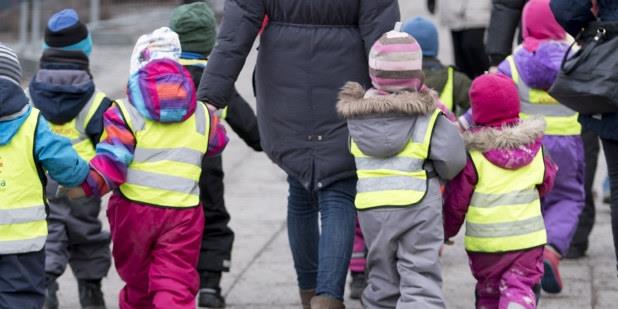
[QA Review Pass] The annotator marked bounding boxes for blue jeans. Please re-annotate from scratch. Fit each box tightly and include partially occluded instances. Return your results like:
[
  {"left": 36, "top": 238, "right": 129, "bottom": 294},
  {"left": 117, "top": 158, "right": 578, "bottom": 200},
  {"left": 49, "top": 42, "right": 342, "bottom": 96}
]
[{"left": 287, "top": 177, "right": 357, "bottom": 300}]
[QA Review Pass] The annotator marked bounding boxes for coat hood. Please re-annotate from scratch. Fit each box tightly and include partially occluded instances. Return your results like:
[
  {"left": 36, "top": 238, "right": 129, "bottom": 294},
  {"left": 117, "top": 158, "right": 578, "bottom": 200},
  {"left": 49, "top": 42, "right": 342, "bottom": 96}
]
[
  {"left": 337, "top": 82, "right": 436, "bottom": 118},
  {"left": 0, "top": 79, "right": 29, "bottom": 119},
  {"left": 464, "top": 117, "right": 546, "bottom": 169},
  {"left": 29, "top": 68, "right": 95, "bottom": 124},
  {"left": 0, "top": 79, "right": 32, "bottom": 145},
  {"left": 512, "top": 42, "right": 568, "bottom": 90},
  {"left": 337, "top": 82, "right": 436, "bottom": 158},
  {"left": 127, "top": 58, "right": 196, "bottom": 123}
]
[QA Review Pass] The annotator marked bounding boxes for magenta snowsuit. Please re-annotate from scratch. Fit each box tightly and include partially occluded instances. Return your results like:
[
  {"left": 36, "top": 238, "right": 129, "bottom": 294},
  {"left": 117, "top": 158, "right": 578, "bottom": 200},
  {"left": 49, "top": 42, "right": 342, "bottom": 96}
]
[
  {"left": 444, "top": 118, "right": 557, "bottom": 309},
  {"left": 83, "top": 59, "right": 228, "bottom": 309}
]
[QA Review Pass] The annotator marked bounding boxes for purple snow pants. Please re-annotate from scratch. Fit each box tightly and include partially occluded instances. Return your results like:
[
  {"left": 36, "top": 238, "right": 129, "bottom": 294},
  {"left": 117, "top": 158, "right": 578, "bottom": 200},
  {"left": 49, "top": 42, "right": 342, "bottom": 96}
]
[{"left": 541, "top": 135, "right": 586, "bottom": 255}]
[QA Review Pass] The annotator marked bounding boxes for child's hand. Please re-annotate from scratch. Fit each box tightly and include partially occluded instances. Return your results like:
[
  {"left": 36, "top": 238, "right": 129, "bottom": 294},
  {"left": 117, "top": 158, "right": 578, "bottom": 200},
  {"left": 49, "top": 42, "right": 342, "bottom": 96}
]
[
  {"left": 439, "top": 240, "right": 454, "bottom": 257},
  {"left": 56, "top": 186, "right": 86, "bottom": 200}
]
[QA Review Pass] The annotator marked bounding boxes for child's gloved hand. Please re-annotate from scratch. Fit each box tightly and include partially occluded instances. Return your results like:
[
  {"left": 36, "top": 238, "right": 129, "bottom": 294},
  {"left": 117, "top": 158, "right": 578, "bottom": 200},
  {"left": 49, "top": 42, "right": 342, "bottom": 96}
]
[{"left": 56, "top": 186, "right": 86, "bottom": 200}]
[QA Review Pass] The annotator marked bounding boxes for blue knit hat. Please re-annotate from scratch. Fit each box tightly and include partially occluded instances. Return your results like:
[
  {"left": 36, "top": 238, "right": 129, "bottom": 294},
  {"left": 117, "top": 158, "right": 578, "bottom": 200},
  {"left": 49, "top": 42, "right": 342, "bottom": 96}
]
[
  {"left": 44, "top": 9, "right": 92, "bottom": 57},
  {"left": 402, "top": 17, "right": 438, "bottom": 57}
]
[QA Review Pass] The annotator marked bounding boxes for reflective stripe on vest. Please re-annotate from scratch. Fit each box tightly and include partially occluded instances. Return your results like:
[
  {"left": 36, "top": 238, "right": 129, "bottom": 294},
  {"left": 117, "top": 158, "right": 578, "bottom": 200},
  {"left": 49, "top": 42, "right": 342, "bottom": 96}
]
[
  {"left": 116, "top": 100, "right": 209, "bottom": 207},
  {"left": 464, "top": 149, "right": 547, "bottom": 252},
  {"left": 351, "top": 109, "right": 441, "bottom": 210},
  {"left": 439, "top": 66, "right": 454, "bottom": 112},
  {"left": 0, "top": 108, "right": 47, "bottom": 254},
  {"left": 49, "top": 91, "right": 107, "bottom": 161},
  {"left": 506, "top": 55, "right": 581, "bottom": 136}
]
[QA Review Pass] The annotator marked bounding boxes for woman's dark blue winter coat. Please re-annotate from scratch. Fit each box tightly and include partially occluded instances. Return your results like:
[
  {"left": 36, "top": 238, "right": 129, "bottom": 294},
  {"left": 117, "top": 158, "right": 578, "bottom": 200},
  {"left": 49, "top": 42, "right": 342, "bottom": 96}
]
[{"left": 197, "top": 0, "right": 400, "bottom": 189}]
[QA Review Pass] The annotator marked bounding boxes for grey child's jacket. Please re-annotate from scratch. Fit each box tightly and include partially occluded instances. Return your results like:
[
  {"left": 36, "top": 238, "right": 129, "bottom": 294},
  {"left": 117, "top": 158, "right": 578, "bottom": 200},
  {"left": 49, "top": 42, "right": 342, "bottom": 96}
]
[{"left": 337, "top": 82, "right": 467, "bottom": 206}]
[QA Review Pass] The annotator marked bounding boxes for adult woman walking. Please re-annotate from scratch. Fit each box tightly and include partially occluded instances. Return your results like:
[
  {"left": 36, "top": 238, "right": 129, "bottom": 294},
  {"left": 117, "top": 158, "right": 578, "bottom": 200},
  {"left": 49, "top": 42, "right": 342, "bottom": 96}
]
[
  {"left": 196, "top": 1, "right": 400, "bottom": 308},
  {"left": 550, "top": 0, "right": 618, "bottom": 271}
]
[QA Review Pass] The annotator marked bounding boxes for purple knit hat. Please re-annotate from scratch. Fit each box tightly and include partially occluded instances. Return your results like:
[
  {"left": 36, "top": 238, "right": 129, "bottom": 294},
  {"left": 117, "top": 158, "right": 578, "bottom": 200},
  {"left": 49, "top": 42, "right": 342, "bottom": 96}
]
[
  {"left": 127, "top": 58, "right": 196, "bottom": 123},
  {"left": 369, "top": 31, "right": 424, "bottom": 93}
]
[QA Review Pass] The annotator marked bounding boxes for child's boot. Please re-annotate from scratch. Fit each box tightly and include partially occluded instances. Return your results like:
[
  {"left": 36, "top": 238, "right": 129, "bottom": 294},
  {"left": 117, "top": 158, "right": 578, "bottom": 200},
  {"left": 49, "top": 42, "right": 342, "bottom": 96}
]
[
  {"left": 310, "top": 295, "right": 345, "bottom": 309},
  {"left": 44, "top": 273, "right": 59, "bottom": 309},
  {"left": 541, "top": 245, "right": 563, "bottom": 293},
  {"left": 198, "top": 288, "right": 226, "bottom": 308},
  {"left": 348, "top": 271, "right": 366, "bottom": 300},
  {"left": 78, "top": 279, "right": 106, "bottom": 309},
  {"left": 199, "top": 271, "right": 226, "bottom": 308},
  {"left": 299, "top": 289, "right": 316, "bottom": 309}
]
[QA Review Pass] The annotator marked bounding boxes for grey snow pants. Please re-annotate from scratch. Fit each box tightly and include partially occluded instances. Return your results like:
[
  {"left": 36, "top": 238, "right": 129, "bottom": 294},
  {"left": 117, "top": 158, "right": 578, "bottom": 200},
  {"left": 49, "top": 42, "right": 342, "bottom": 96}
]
[
  {"left": 45, "top": 180, "right": 111, "bottom": 280},
  {"left": 358, "top": 188, "right": 445, "bottom": 309}
]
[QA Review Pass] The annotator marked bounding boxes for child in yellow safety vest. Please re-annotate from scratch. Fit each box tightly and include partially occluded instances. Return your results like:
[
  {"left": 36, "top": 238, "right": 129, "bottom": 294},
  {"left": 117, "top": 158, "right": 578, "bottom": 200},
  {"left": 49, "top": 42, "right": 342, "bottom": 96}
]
[
  {"left": 402, "top": 16, "right": 472, "bottom": 116},
  {"left": 0, "top": 43, "right": 90, "bottom": 309},
  {"left": 337, "top": 30, "right": 466, "bottom": 308},
  {"left": 28, "top": 9, "right": 113, "bottom": 308},
  {"left": 169, "top": 3, "right": 262, "bottom": 307},
  {"left": 70, "top": 28, "right": 228, "bottom": 309},
  {"left": 444, "top": 73, "right": 558, "bottom": 309},
  {"left": 495, "top": 0, "right": 585, "bottom": 295}
]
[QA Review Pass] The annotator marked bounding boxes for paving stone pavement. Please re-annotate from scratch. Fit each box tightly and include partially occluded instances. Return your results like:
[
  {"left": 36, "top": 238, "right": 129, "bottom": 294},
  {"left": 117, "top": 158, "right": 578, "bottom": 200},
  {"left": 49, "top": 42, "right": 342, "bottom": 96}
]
[{"left": 34, "top": 1, "right": 617, "bottom": 308}]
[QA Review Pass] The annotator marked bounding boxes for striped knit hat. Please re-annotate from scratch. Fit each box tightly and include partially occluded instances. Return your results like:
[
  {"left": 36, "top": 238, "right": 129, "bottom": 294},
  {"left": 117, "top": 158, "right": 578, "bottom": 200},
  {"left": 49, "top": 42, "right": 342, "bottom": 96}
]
[
  {"left": 44, "top": 9, "right": 92, "bottom": 57},
  {"left": 0, "top": 43, "right": 22, "bottom": 85},
  {"left": 369, "top": 31, "right": 424, "bottom": 93}
]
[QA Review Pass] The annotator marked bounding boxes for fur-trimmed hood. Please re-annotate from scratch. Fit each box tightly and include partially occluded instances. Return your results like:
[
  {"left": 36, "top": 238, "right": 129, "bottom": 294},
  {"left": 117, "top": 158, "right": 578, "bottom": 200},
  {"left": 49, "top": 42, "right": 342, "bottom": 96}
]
[
  {"left": 464, "top": 117, "right": 546, "bottom": 169},
  {"left": 338, "top": 82, "right": 440, "bottom": 158},
  {"left": 336, "top": 82, "right": 436, "bottom": 119}
]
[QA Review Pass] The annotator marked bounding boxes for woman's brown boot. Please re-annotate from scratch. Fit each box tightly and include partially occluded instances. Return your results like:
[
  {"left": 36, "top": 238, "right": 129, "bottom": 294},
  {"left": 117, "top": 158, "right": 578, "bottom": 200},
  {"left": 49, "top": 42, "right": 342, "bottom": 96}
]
[
  {"left": 310, "top": 295, "right": 345, "bottom": 309},
  {"left": 299, "top": 289, "right": 316, "bottom": 309}
]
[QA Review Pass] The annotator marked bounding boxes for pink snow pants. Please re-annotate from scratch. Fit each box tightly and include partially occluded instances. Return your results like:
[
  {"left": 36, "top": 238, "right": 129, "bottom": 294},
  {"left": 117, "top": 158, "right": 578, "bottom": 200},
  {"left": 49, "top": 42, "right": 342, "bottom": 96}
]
[
  {"left": 350, "top": 218, "right": 366, "bottom": 273},
  {"left": 107, "top": 194, "right": 204, "bottom": 309},
  {"left": 468, "top": 246, "right": 544, "bottom": 309}
]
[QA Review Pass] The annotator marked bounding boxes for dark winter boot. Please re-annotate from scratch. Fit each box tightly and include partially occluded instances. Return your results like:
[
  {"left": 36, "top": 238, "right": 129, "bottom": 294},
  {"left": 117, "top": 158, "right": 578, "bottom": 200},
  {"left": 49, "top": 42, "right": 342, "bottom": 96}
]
[
  {"left": 348, "top": 271, "right": 366, "bottom": 300},
  {"left": 43, "top": 274, "right": 59, "bottom": 309},
  {"left": 77, "top": 279, "right": 106, "bottom": 309},
  {"left": 299, "top": 289, "right": 315, "bottom": 309},
  {"left": 310, "top": 295, "right": 345, "bottom": 309},
  {"left": 198, "top": 288, "right": 226, "bottom": 308}
]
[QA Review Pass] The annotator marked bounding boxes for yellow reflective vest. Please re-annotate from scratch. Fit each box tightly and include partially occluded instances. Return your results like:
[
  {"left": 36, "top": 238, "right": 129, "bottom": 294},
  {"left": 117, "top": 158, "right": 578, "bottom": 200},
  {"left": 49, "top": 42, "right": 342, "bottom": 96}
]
[
  {"left": 507, "top": 56, "right": 581, "bottom": 136},
  {"left": 439, "top": 66, "right": 454, "bottom": 112},
  {"left": 48, "top": 91, "right": 108, "bottom": 161},
  {"left": 351, "top": 109, "right": 441, "bottom": 210},
  {"left": 464, "top": 149, "right": 547, "bottom": 252},
  {"left": 0, "top": 108, "right": 48, "bottom": 254},
  {"left": 115, "top": 100, "right": 210, "bottom": 208}
]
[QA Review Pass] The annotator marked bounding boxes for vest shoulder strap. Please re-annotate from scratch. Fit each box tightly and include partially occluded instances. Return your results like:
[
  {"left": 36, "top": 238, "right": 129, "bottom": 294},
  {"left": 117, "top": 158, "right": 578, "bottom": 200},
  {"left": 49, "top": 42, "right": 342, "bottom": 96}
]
[
  {"left": 506, "top": 56, "right": 520, "bottom": 83},
  {"left": 84, "top": 92, "right": 114, "bottom": 146},
  {"left": 115, "top": 99, "right": 145, "bottom": 134}
]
